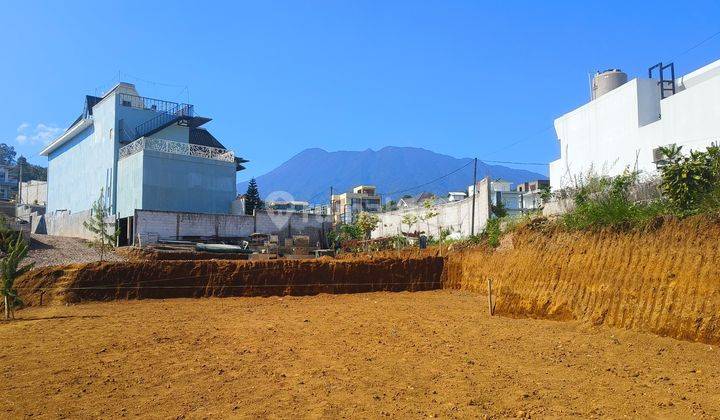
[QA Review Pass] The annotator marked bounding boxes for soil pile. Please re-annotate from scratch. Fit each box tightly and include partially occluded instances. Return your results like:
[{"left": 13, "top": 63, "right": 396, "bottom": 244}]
[{"left": 444, "top": 216, "right": 720, "bottom": 344}]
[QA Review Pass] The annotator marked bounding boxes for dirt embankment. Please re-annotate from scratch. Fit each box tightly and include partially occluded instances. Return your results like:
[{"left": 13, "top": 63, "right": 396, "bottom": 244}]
[
  {"left": 444, "top": 216, "right": 720, "bottom": 344},
  {"left": 16, "top": 216, "right": 720, "bottom": 345},
  {"left": 16, "top": 256, "right": 444, "bottom": 306}
]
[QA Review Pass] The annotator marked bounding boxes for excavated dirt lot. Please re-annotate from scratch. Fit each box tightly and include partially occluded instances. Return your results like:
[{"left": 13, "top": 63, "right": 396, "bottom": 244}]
[{"left": 2, "top": 290, "right": 719, "bottom": 418}]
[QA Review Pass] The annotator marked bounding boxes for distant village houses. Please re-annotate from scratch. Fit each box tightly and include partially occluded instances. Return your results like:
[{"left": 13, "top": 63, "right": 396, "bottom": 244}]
[{"left": 331, "top": 185, "right": 382, "bottom": 224}]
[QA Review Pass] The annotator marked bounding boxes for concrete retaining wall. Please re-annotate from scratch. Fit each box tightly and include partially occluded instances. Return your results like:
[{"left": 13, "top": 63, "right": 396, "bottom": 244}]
[
  {"left": 44, "top": 210, "right": 116, "bottom": 240},
  {"left": 45, "top": 210, "right": 92, "bottom": 239}
]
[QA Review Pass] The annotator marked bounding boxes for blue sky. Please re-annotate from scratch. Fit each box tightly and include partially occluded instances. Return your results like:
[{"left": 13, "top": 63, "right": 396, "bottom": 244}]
[{"left": 1, "top": 1, "right": 719, "bottom": 181}]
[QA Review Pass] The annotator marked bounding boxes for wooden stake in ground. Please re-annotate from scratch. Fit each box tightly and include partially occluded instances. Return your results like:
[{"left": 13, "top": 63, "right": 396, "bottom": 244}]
[{"left": 487, "top": 278, "right": 494, "bottom": 316}]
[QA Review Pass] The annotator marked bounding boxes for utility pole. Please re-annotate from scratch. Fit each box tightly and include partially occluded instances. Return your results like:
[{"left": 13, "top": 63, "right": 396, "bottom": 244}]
[
  {"left": 329, "top": 186, "right": 333, "bottom": 221},
  {"left": 17, "top": 160, "right": 23, "bottom": 205},
  {"left": 470, "top": 157, "right": 477, "bottom": 236}
]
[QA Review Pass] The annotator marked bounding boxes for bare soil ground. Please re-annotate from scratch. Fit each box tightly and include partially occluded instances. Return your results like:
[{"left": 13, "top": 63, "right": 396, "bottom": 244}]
[
  {"left": 1, "top": 290, "right": 719, "bottom": 418},
  {"left": 27, "top": 234, "right": 123, "bottom": 267}
]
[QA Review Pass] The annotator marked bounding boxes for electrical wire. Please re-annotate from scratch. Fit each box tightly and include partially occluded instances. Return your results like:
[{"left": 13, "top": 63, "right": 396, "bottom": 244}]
[
  {"left": 378, "top": 160, "right": 473, "bottom": 197},
  {"left": 26, "top": 281, "right": 441, "bottom": 292},
  {"left": 482, "top": 126, "right": 554, "bottom": 158},
  {"left": 667, "top": 29, "right": 720, "bottom": 63},
  {"left": 483, "top": 160, "right": 548, "bottom": 166}
]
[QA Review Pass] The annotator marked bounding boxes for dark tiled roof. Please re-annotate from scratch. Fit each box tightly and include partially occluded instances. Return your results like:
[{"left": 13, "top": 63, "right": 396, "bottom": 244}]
[
  {"left": 85, "top": 95, "right": 101, "bottom": 114},
  {"left": 189, "top": 128, "right": 225, "bottom": 149},
  {"left": 65, "top": 95, "right": 102, "bottom": 133}
]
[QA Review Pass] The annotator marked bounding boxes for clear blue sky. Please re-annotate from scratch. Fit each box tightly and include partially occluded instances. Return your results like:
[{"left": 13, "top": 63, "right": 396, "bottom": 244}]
[{"left": 1, "top": 1, "right": 719, "bottom": 180}]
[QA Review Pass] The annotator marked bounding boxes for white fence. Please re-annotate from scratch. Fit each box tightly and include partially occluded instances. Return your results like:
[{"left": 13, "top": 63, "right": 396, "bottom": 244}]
[
  {"left": 134, "top": 209, "right": 330, "bottom": 246},
  {"left": 372, "top": 178, "right": 492, "bottom": 239}
]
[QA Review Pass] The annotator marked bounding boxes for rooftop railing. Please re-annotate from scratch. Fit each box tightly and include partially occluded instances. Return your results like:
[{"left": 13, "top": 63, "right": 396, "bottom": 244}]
[
  {"left": 119, "top": 137, "right": 235, "bottom": 163},
  {"left": 117, "top": 93, "right": 192, "bottom": 115}
]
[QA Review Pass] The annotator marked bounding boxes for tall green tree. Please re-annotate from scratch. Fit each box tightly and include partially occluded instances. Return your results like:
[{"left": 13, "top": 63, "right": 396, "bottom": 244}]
[
  {"left": 244, "top": 178, "right": 263, "bottom": 215},
  {"left": 1, "top": 234, "right": 34, "bottom": 320},
  {"left": 0, "top": 144, "right": 17, "bottom": 166},
  {"left": 83, "top": 189, "right": 119, "bottom": 261},
  {"left": 15, "top": 156, "right": 48, "bottom": 182}
]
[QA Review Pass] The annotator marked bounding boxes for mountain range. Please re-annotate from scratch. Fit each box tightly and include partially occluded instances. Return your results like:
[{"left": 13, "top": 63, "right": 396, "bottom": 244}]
[{"left": 237, "top": 146, "right": 546, "bottom": 203}]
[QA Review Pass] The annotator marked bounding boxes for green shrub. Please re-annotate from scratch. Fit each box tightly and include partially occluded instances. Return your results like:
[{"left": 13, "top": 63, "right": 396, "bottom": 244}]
[
  {"left": 491, "top": 202, "right": 508, "bottom": 218},
  {"left": 561, "top": 170, "right": 667, "bottom": 231},
  {"left": 0, "top": 217, "right": 22, "bottom": 253},
  {"left": 659, "top": 143, "right": 720, "bottom": 216},
  {"left": 328, "top": 223, "right": 363, "bottom": 248},
  {"left": 484, "top": 218, "right": 501, "bottom": 248}
]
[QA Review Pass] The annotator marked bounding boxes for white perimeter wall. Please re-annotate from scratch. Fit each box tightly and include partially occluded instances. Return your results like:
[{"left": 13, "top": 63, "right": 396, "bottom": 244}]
[
  {"left": 372, "top": 178, "right": 491, "bottom": 239},
  {"left": 134, "top": 209, "right": 330, "bottom": 246},
  {"left": 44, "top": 210, "right": 113, "bottom": 240},
  {"left": 551, "top": 58, "right": 720, "bottom": 190}
]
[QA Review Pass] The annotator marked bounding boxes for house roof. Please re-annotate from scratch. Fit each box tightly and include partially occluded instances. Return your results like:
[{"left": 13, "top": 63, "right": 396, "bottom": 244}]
[
  {"left": 399, "top": 192, "right": 437, "bottom": 207},
  {"left": 39, "top": 118, "right": 93, "bottom": 156},
  {"left": 64, "top": 95, "right": 103, "bottom": 134},
  {"left": 189, "top": 127, "right": 225, "bottom": 149}
]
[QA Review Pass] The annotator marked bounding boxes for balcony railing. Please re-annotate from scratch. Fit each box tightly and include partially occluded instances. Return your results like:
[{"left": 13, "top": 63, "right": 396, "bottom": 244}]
[
  {"left": 117, "top": 93, "right": 192, "bottom": 115},
  {"left": 133, "top": 103, "right": 194, "bottom": 139},
  {"left": 119, "top": 137, "right": 235, "bottom": 163}
]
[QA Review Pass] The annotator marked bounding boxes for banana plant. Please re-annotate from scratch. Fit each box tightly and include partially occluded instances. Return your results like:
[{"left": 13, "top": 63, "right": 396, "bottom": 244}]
[{"left": 1, "top": 234, "right": 34, "bottom": 320}]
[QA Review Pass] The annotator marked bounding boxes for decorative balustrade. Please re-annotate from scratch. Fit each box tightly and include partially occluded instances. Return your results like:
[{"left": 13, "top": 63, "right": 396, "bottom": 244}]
[{"left": 119, "top": 137, "right": 235, "bottom": 163}]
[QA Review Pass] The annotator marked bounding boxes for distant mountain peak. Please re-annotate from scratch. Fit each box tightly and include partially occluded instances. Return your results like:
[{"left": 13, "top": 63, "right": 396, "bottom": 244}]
[{"left": 238, "top": 146, "right": 546, "bottom": 203}]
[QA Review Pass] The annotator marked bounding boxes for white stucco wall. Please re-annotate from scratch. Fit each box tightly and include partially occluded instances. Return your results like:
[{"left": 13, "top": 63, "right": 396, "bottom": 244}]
[
  {"left": 551, "top": 58, "right": 720, "bottom": 190},
  {"left": 372, "top": 178, "right": 491, "bottom": 239}
]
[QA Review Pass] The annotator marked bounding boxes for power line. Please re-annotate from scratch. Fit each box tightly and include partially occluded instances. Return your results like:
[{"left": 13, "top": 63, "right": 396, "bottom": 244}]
[
  {"left": 483, "top": 126, "right": 554, "bottom": 158},
  {"left": 120, "top": 71, "right": 188, "bottom": 88},
  {"left": 379, "top": 160, "right": 473, "bottom": 197},
  {"left": 377, "top": 153, "right": 551, "bottom": 198},
  {"left": 668, "top": 29, "right": 720, "bottom": 62},
  {"left": 483, "top": 159, "right": 548, "bottom": 166}
]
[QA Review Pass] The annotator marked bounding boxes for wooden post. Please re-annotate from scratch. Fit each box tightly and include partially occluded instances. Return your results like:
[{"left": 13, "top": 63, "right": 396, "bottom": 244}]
[{"left": 487, "top": 278, "right": 494, "bottom": 316}]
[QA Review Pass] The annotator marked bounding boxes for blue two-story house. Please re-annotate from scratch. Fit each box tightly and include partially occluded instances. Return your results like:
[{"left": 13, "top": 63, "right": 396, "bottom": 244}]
[{"left": 40, "top": 82, "right": 247, "bottom": 241}]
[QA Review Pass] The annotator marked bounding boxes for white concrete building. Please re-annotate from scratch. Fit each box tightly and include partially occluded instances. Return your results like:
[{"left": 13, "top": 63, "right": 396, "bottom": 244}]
[
  {"left": 447, "top": 191, "right": 467, "bottom": 202},
  {"left": 550, "top": 58, "right": 720, "bottom": 190}
]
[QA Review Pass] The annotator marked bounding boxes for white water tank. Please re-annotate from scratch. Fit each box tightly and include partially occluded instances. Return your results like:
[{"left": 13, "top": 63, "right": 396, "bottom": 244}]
[{"left": 591, "top": 69, "right": 628, "bottom": 99}]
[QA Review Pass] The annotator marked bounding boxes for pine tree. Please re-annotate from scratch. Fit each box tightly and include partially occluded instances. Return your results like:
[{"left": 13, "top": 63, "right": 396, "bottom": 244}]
[
  {"left": 244, "top": 178, "right": 263, "bottom": 215},
  {"left": 83, "top": 189, "right": 119, "bottom": 261}
]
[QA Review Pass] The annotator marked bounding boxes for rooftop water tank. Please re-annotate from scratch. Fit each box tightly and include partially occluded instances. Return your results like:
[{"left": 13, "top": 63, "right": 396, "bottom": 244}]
[{"left": 591, "top": 69, "right": 628, "bottom": 99}]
